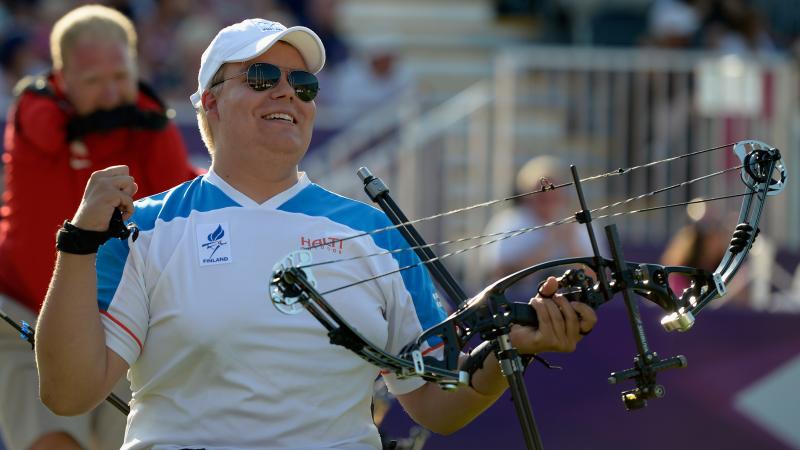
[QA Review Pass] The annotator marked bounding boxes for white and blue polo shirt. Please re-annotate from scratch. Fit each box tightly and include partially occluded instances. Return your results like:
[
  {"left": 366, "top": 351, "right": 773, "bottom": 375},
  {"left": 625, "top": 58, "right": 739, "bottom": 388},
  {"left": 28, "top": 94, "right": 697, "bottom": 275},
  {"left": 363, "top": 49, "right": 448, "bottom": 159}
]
[{"left": 96, "top": 170, "right": 447, "bottom": 450}]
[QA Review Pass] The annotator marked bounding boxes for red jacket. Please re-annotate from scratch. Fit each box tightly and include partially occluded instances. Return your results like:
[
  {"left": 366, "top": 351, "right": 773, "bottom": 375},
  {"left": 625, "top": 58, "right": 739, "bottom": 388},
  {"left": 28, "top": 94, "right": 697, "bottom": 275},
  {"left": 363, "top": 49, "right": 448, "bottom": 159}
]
[{"left": 0, "top": 74, "right": 200, "bottom": 313}]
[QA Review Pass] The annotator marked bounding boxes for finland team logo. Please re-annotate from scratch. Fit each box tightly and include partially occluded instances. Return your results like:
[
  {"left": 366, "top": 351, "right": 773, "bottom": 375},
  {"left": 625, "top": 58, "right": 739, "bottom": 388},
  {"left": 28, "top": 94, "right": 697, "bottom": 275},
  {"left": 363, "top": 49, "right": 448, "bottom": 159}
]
[{"left": 196, "top": 223, "right": 233, "bottom": 266}]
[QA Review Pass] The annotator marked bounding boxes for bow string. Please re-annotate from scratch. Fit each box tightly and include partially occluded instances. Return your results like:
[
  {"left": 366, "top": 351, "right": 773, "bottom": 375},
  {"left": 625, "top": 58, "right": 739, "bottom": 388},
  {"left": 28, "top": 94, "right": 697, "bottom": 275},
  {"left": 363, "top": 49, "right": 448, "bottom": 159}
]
[{"left": 298, "top": 142, "right": 740, "bottom": 255}]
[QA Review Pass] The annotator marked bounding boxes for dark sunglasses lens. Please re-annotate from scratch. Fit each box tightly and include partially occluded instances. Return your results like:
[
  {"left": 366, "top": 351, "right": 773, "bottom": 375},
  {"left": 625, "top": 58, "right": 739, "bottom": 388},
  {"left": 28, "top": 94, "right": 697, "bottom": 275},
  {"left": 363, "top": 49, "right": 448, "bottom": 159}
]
[
  {"left": 289, "top": 71, "right": 319, "bottom": 102},
  {"left": 247, "top": 63, "right": 281, "bottom": 91}
]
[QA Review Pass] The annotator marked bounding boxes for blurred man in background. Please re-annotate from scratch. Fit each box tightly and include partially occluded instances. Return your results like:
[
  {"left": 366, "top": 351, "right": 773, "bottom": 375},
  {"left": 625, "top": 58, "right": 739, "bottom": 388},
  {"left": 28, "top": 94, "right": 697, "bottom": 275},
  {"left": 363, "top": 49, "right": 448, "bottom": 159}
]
[
  {"left": 480, "top": 155, "right": 594, "bottom": 298},
  {"left": 0, "top": 5, "right": 198, "bottom": 450}
]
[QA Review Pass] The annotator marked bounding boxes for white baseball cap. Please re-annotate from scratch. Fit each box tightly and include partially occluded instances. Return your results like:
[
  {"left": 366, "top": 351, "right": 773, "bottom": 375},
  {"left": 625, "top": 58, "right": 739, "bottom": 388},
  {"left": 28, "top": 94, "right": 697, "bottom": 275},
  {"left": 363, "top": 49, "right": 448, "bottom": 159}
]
[{"left": 190, "top": 18, "right": 326, "bottom": 108}]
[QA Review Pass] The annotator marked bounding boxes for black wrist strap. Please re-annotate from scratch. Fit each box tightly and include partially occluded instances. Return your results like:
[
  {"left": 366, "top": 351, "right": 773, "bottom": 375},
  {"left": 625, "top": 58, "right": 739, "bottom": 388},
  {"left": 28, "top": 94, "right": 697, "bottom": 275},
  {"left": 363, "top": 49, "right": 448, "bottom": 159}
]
[
  {"left": 55, "top": 210, "right": 140, "bottom": 255},
  {"left": 55, "top": 221, "right": 114, "bottom": 254},
  {"left": 461, "top": 341, "right": 495, "bottom": 388},
  {"left": 462, "top": 341, "right": 567, "bottom": 389},
  {"left": 462, "top": 341, "right": 537, "bottom": 389}
]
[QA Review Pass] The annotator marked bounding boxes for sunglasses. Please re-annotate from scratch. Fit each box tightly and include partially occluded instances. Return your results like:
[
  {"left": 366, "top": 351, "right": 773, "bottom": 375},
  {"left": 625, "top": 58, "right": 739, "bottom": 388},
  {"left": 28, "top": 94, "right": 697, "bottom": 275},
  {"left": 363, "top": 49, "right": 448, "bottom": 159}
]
[{"left": 209, "top": 62, "right": 319, "bottom": 102}]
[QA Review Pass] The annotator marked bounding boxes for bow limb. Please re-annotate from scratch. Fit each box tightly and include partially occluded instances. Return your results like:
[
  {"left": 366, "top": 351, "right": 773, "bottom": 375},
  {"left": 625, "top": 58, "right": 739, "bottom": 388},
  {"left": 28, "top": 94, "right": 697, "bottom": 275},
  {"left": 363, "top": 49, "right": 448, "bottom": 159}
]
[{"left": 682, "top": 141, "right": 785, "bottom": 318}]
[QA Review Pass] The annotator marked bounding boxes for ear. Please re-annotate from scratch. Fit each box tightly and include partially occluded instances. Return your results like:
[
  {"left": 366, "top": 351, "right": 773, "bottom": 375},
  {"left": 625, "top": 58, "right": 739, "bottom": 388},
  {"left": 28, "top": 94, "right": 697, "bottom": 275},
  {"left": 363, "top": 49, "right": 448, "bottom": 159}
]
[
  {"left": 52, "top": 69, "right": 67, "bottom": 94},
  {"left": 202, "top": 90, "right": 220, "bottom": 119}
]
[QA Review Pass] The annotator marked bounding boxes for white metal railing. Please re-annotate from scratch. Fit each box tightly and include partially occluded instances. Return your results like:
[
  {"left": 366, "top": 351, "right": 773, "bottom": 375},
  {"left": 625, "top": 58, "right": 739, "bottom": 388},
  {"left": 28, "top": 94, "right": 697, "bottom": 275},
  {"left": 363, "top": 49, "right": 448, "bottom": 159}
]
[
  {"left": 493, "top": 46, "right": 800, "bottom": 250},
  {"left": 303, "top": 85, "right": 420, "bottom": 193}
]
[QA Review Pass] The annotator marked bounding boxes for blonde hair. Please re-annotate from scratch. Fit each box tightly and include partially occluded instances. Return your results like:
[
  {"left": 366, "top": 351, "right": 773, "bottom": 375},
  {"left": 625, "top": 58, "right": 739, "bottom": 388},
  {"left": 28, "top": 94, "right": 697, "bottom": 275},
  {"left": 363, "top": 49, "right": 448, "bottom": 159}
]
[
  {"left": 50, "top": 4, "right": 137, "bottom": 70},
  {"left": 196, "top": 66, "right": 227, "bottom": 154}
]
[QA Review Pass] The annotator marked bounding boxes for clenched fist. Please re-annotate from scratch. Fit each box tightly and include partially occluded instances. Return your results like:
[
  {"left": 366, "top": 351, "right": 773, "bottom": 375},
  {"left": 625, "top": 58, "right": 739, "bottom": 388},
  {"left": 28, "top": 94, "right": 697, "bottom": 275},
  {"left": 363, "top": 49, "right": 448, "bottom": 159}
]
[{"left": 71, "top": 165, "right": 139, "bottom": 231}]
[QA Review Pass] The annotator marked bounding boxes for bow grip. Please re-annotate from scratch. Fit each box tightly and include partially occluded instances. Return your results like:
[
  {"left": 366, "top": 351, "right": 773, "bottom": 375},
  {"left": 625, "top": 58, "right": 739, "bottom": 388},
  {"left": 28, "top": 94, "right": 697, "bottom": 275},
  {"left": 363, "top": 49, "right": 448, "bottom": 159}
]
[
  {"left": 507, "top": 290, "right": 597, "bottom": 329},
  {"left": 510, "top": 302, "right": 539, "bottom": 328}
]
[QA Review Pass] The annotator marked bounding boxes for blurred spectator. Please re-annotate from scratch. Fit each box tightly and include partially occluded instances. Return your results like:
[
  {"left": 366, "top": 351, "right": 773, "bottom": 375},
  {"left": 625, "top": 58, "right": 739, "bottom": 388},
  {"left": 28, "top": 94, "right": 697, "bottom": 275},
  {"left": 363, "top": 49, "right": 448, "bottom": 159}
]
[
  {"left": 319, "top": 43, "right": 414, "bottom": 123},
  {"left": 135, "top": 0, "right": 296, "bottom": 104},
  {"left": 0, "top": 28, "right": 46, "bottom": 110},
  {"left": 533, "top": 1, "right": 573, "bottom": 45},
  {"left": 646, "top": 0, "right": 704, "bottom": 48},
  {"left": 479, "top": 155, "right": 593, "bottom": 300},
  {"left": 660, "top": 216, "right": 729, "bottom": 294},
  {"left": 632, "top": 0, "right": 795, "bottom": 52},
  {"left": 0, "top": 1, "right": 42, "bottom": 29},
  {"left": 169, "top": 14, "right": 223, "bottom": 109},
  {"left": 660, "top": 207, "right": 750, "bottom": 307},
  {"left": 282, "top": 0, "right": 409, "bottom": 127},
  {"left": 0, "top": 5, "right": 199, "bottom": 450},
  {"left": 494, "top": 0, "right": 540, "bottom": 18},
  {"left": 794, "top": 35, "right": 800, "bottom": 61},
  {"left": 137, "top": 0, "right": 195, "bottom": 99},
  {"left": 280, "top": 0, "right": 349, "bottom": 69},
  {"left": 700, "top": 0, "right": 776, "bottom": 55}
]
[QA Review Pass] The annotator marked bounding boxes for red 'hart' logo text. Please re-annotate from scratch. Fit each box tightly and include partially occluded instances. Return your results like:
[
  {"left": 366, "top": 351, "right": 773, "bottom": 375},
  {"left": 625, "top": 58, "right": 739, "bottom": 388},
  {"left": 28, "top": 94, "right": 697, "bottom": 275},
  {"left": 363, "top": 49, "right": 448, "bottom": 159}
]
[{"left": 301, "top": 236, "right": 344, "bottom": 254}]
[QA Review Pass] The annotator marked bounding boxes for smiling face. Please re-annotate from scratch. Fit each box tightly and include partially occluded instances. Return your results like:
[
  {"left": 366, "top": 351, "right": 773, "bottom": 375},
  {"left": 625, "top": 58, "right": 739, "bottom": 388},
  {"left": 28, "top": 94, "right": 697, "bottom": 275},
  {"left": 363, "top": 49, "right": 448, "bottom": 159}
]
[{"left": 204, "top": 42, "right": 316, "bottom": 182}]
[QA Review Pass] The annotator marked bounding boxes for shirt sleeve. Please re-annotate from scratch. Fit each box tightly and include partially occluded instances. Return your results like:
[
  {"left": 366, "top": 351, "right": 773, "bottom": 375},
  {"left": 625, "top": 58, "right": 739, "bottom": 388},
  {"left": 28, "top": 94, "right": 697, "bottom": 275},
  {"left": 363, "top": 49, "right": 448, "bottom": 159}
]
[
  {"left": 96, "top": 233, "right": 150, "bottom": 365},
  {"left": 381, "top": 278, "right": 447, "bottom": 395},
  {"left": 379, "top": 229, "right": 448, "bottom": 395}
]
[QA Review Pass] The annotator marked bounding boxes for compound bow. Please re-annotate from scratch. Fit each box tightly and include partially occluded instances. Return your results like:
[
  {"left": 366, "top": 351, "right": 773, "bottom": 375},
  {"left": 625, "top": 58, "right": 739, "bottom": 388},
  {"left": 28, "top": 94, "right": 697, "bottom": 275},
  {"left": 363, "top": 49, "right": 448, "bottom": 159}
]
[{"left": 270, "top": 140, "right": 786, "bottom": 450}]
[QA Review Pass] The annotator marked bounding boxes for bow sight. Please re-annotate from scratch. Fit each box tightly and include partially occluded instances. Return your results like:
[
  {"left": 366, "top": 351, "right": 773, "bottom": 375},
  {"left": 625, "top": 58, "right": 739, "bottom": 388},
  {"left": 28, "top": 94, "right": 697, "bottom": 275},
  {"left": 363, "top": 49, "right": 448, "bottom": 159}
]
[{"left": 270, "top": 140, "right": 786, "bottom": 450}]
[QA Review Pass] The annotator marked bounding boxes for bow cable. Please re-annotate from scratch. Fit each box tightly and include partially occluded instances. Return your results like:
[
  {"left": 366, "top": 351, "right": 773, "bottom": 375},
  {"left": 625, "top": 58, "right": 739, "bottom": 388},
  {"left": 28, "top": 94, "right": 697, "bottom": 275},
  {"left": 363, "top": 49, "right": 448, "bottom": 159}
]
[
  {"left": 315, "top": 190, "right": 761, "bottom": 297},
  {"left": 299, "top": 163, "right": 747, "bottom": 274},
  {"left": 303, "top": 142, "right": 738, "bottom": 252}
]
